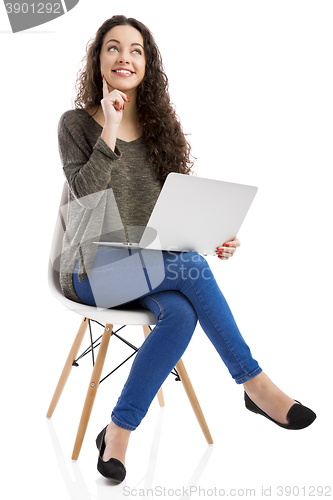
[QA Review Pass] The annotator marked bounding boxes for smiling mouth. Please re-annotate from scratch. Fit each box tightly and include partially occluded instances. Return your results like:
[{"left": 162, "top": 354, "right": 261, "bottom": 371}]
[{"left": 112, "top": 69, "right": 134, "bottom": 75}]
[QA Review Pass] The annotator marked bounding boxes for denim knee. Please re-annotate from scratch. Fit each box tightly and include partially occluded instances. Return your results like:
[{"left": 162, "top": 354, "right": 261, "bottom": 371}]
[{"left": 140, "top": 290, "right": 198, "bottom": 334}]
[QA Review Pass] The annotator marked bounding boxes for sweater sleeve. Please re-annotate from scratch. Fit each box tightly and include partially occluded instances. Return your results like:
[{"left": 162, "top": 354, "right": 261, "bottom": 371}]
[{"left": 58, "top": 111, "right": 122, "bottom": 209}]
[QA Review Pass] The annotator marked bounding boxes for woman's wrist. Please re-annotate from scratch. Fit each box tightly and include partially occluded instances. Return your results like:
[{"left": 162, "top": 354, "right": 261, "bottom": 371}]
[{"left": 101, "top": 122, "right": 119, "bottom": 152}]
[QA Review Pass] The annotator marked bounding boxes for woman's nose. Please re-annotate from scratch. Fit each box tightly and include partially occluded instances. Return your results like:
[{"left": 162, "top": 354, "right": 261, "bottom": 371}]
[{"left": 117, "top": 52, "right": 130, "bottom": 64}]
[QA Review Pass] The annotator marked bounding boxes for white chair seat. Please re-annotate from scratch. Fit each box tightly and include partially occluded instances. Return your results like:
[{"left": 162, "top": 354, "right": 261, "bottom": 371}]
[{"left": 48, "top": 260, "right": 157, "bottom": 326}]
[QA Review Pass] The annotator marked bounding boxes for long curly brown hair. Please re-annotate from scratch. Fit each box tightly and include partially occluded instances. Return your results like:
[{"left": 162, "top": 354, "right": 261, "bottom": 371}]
[{"left": 74, "top": 15, "right": 195, "bottom": 183}]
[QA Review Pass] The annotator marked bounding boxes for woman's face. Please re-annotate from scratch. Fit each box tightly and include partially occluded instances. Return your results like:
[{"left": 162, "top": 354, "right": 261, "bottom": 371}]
[{"left": 100, "top": 25, "right": 146, "bottom": 94}]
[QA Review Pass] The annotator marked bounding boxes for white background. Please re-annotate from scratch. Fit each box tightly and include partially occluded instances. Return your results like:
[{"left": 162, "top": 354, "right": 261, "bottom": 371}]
[{"left": 1, "top": 1, "right": 332, "bottom": 499}]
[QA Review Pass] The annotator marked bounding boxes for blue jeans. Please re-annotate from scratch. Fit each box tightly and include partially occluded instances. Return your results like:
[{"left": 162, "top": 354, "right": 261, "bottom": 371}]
[{"left": 73, "top": 248, "right": 262, "bottom": 430}]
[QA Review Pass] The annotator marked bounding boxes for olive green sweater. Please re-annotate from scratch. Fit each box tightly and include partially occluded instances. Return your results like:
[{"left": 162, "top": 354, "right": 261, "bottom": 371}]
[{"left": 58, "top": 109, "right": 162, "bottom": 303}]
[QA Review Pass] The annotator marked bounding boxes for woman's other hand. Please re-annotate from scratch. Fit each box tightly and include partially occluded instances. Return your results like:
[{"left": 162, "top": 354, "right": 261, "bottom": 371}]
[{"left": 216, "top": 237, "right": 240, "bottom": 260}]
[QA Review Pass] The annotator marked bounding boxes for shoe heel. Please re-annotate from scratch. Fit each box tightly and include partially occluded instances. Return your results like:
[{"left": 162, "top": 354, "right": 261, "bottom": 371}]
[
  {"left": 244, "top": 391, "right": 260, "bottom": 414},
  {"left": 96, "top": 427, "right": 107, "bottom": 450}
]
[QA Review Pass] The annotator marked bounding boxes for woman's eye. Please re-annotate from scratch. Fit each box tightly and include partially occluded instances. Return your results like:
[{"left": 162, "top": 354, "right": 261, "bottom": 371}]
[{"left": 107, "top": 46, "right": 142, "bottom": 55}]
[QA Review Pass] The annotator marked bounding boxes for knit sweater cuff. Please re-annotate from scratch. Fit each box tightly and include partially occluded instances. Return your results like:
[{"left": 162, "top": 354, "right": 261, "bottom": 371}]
[{"left": 93, "top": 136, "right": 122, "bottom": 160}]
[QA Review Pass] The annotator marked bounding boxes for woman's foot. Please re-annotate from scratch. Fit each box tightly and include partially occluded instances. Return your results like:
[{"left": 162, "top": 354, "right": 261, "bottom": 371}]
[
  {"left": 102, "top": 421, "right": 131, "bottom": 465},
  {"left": 243, "top": 372, "right": 298, "bottom": 425}
]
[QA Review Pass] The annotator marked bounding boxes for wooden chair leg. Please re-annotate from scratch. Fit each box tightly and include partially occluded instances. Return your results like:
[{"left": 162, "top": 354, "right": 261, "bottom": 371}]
[
  {"left": 72, "top": 324, "right": 113, "bottom": 460},
  {"left": 176, "top": 358, "right": 213, "bottom": 444},
  {"left": 143, "top": 325, "right": 165, "bottom": 407},
  {"left": 47, "top": 317, "right": 88, "bottom": 418}
]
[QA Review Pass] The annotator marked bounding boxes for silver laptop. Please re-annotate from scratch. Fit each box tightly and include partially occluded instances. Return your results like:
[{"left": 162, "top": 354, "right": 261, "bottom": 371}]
[{"left": 94, "top": 173, "right": 258, "bottom": 255}]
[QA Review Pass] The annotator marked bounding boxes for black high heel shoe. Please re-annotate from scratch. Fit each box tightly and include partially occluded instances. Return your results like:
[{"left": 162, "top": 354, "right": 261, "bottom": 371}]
[
  {"left": 96, "top": 426, "right": 126, "bottom": 483},
  {"left": 244, "top": 392, "right": 316, "bottom": 430}
]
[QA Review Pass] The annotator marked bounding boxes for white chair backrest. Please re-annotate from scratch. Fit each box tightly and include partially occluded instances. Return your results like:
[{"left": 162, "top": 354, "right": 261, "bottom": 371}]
[
  {"left": 47, "top": 183, "right": 157, "bottom": 325},
  {"left": 48, "top": 183, "right": 69, "bottom": 298}
]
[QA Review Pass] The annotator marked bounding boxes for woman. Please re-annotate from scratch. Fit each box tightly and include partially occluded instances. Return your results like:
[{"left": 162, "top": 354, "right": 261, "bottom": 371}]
[{"left": 58, "top": 15, "right": 316, "bottom": 483}]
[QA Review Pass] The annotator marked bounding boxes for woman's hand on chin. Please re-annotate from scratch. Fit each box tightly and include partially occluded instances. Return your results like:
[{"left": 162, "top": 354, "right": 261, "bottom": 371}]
[
  {"left": 215, "top": 237, "right": 240, "bottom": 260},
  {"left": 101, "top": 75, "right": 130, "bottom": 126}
]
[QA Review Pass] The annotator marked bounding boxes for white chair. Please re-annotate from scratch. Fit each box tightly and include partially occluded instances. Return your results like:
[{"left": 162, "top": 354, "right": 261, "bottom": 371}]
[{"left": 46, "top": 183, "right": 213, "bottom": 460}]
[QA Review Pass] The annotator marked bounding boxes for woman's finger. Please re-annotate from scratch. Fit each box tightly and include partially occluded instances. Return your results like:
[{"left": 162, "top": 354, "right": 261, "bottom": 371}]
[
  {"left": 216, "top": 248, "right": 235, "bottom": 258},
  {"left": 112, "top": 97, "right": 124, "bottom": 111},
  {"left": 217, "top": 254, "right": 229, "bottom": 260},
  {"left": 216, "top": 237, "right": 240, "bottom": 252},
  {"left": 227, "top": 237, "right": 240, "bottom": 247},
  {"left": 230, "top": 237, "right": 241, "bottom": 247},
  {"left": 102, "top": 76, "right": 130, "bottom": 103},
  {"left": 215, "top": 246, "right": 235, "bottom": 254},
  {"left": 102, "top": 75, "right": 110, "bottom": 99}
]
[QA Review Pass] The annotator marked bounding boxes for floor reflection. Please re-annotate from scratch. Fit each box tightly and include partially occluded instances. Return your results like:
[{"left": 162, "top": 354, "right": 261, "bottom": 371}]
[{"left": 46, "top": 411, "right": 213, "bottom": 499}]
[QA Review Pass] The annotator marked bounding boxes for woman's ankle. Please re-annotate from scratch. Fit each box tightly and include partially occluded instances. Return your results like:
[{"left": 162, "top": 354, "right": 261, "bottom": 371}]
[
  {"left": 103, "top": 421, "right": 131, "bottom": 464},
  {"left": 243, "top": 371, "right": 272, "bottom": 395}
]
